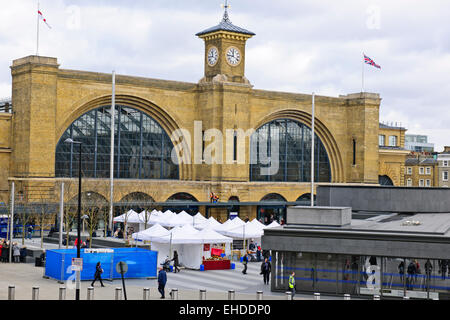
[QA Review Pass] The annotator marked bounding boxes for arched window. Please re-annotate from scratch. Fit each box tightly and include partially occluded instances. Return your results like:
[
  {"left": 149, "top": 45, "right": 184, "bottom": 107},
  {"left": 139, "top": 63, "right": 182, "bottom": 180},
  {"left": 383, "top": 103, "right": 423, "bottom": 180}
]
[
  {"left": 296, "top": 193, "right": 316, "bottom": 205},
  {"left": 228, "top": 196, "right": 240, "bottom": 218},
  {"left": 250, "top": 119, "right": 331, "bottom": 182},
  {"left": 258, "top": 193, "right": 287, "bottom": 225},
  {"left": 55, "top": 105, "right": 179, "bottom": 180},
  {"left": 379, "top": 175, "right": 394, "bottom": 186},
  {"left": 164, "top": 193, "right": 198, "bottom": 215},
  {"left": 166, "top": 193, "right": 198, "bottom": 202}
]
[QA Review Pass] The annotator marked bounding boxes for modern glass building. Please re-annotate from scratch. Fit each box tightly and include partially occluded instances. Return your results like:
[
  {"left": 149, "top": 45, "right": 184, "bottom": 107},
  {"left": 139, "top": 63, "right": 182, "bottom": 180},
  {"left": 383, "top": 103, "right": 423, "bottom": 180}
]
[{"left": 263, "top": 190, "right": 450, "bottom": 300}]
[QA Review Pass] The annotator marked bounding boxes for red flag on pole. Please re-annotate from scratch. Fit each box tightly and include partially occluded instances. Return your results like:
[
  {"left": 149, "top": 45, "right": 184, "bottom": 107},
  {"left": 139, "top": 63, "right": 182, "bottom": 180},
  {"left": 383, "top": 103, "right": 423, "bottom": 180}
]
[{"left": 38, "top": 10, "right": 51, "bottom": 29}]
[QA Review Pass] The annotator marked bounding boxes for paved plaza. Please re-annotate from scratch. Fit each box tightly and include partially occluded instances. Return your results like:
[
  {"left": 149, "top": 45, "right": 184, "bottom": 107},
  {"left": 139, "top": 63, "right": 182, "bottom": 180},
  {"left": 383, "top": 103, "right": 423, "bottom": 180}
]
[{"left": 0, "top": 238, "right": 352, "bottom": 300}]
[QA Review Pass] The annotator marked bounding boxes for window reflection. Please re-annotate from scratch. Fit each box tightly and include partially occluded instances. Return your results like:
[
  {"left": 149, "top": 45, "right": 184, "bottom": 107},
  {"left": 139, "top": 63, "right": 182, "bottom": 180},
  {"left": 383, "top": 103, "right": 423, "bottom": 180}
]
[{"left": 250, "top": 119, "right": 331, "bottom": 182}]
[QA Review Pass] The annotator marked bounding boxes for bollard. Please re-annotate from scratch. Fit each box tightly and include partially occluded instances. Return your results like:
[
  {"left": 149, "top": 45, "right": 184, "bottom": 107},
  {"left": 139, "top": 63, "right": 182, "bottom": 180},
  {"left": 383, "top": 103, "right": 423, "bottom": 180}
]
[
  {"left": 228, "top": 290, "right": 235, "bottom": 300},
  {"left": 286, "top": 291, "right": 292, "bottom": 300},
  {"left": 373, "top": 295, "right": 380, "bottom": 300},
  {"left": 403, "top": 296, "right": 410, "bottom": 300},
  {"left": 87, "top": 286, "right": 94, "bottom": 300},
  {"left": 199, "top": 289, "right": 206, "bottom": 300},
  {"left": 143, "top": 288, "right": 150, "bottom": 300},
  {"left": 344, "top": 294, "right": 351, "bottom": 300},
  {"left": 32, "top": 286, "right": 39, "bottom": 300},
  {"left": 314, "top": 293, "right": 320, "bottom": 300},
  {"left": 59, "top": 287, "right": 66, "bottom": 300},
  {"left": 115, "top": 287, "right": 123, "bottom": 300},
  {"left": 256, "top": 291, "right": 263, "bottom": 300},
  {"left": 171, "top": 288, "right": 179, "bottom": 300},
  {"left": 8, "top": 285, "right": 15, "bottom": 300}
]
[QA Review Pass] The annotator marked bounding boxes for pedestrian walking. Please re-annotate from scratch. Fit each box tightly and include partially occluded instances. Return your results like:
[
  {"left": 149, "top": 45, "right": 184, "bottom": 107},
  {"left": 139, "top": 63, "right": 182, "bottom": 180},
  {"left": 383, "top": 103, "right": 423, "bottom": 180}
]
[
  {"left": 260, "top": 258, "right": 272, "bottom": 284},
  {"left": 172, "top": 250, "right": 180, "bottom": 273},
  {"left": 90, "top": 262, "right": 105, "bottom": 287},
  {"left": 12, "top": 242, "right": 20, "bottom": 263},
  {"left": 398, "top": 261, "right": 405, "bottom": 282},
  {"left": 407, "top": 260, "right": 417, "bottom": 289},
  {"left": 2, "top": 241, "right": 9, "bottom": 262},
  {"left": 158, "top": 267, "right": 167, "bottom": 299},
  {"left": 242, "top": 253, "right": 249, "bottom": 274},
  {"left": 27, "top": 225, "right": 33, "bottom": 240},
  {"left": 441, "top": 260, "right": 448, "bottom": 280},
  {"left": 20, "top": 246, "right": 27, "bottom": 263},
  {"left": 289, "top": 271, "right": 296, "bottom": 298}
]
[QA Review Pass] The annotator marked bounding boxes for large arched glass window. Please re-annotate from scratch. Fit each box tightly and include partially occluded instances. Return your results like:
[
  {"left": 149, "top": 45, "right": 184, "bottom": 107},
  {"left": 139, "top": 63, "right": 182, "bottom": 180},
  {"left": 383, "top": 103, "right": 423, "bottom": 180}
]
[
  {"left": 55, "top": 105, "right": 179, "bottom": 179},
  {"left": 250, "top": 119, "right": 331, "bottom": 182}
]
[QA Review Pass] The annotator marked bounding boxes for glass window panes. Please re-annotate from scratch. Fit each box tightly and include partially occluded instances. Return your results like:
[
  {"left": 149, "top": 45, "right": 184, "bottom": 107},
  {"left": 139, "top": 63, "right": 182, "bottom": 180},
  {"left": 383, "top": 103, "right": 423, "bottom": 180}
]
[
  {"left": 250, "top": 119, "right": 331, "bottom": 183},
  {"left": 379, "top": 135, "right": 385, "bottom": 146},
  {"left": 389, "top": 136, "right": 397, "bottom": 147},
  {"left": 55, "top": 105, "right": 179, "bottom": 180}
]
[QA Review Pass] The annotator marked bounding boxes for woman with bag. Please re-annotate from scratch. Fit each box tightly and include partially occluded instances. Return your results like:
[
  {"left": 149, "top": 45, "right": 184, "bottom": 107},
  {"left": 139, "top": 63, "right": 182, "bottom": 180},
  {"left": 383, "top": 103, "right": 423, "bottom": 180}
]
[{"left": 91, "top": 262, "right": 105, "bottom": 287}]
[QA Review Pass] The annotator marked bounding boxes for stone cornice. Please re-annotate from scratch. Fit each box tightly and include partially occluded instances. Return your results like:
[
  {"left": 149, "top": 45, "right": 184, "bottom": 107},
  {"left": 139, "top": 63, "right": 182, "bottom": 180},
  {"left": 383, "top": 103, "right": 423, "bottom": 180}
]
[{"left": 198, "top": 31, "right": 253, "bottom": 42}]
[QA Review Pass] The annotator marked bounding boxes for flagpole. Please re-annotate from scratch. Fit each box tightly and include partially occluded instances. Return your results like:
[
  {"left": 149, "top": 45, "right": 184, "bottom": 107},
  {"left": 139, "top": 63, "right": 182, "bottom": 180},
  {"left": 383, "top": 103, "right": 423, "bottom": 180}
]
[
  {"left": 311, "top": 92, "right": 315, "bottom": 207},
  {"left": 109, "top": 71, "right": 116, "bottom": 236},
  {"left": 36, "top": 1, "right": 40, "bottom": 56},
  {"left": 362, "top": 52, "right": 365, "bottom": 93}
]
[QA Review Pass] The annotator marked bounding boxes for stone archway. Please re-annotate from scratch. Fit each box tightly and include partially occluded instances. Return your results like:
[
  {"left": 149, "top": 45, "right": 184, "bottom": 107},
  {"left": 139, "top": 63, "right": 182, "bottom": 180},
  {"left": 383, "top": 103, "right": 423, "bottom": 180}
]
[{"left": 56, "top": 94, "right": 192, "bottom": 180}]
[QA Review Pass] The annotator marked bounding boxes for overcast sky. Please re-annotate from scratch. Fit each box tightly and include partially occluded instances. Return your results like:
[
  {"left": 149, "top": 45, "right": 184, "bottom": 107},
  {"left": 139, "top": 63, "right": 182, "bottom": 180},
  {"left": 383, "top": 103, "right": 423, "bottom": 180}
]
[{"left": 1, "top": 0, "right": 449, "bottom": 151}]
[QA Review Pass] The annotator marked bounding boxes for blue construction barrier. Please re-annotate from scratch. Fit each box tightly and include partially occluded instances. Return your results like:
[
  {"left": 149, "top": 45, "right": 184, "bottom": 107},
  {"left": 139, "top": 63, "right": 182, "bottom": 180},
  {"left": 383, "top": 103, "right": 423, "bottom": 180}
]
[{"left": 45, "top": 248, "right": 158, "bottom": 281}]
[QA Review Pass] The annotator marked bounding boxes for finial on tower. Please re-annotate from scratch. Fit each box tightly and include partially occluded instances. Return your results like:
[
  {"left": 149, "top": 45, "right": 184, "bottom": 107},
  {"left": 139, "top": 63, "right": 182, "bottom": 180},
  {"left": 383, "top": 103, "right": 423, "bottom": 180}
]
[{"left": 221, "top": 0, "right": 231, "bottom": 22}]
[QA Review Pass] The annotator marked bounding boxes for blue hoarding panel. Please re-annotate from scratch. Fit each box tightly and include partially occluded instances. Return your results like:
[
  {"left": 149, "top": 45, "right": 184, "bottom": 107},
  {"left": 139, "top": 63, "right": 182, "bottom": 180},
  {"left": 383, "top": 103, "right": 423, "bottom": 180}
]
[{"left": 45, "top": 248, "right": 157, "bottom": 281}]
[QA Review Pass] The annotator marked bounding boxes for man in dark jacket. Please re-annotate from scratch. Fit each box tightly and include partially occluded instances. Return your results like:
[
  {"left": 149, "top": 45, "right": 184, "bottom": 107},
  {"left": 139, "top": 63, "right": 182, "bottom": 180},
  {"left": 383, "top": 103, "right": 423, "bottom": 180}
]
[
  {"left": 20, "top": 246, "right": 27, "bottom": 263},
  {"left": 261, "top": 258, "right": 272, "bottom": 285},
  {"left": 158, "top": 267, "right": 167, "bottom": 299},
  {"left": 242, "top": 253, "right": 249, "bottom": 274}
]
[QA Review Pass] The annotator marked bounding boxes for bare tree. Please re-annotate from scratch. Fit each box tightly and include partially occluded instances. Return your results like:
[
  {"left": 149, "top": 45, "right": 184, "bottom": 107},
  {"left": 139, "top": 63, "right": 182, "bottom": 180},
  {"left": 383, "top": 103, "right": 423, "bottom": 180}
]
[
  {"left": 33, "top": 187, "right": 58, "bottom": 249},
  {"left": 15, "top": 199, "right": 33, "bottom": 245}
]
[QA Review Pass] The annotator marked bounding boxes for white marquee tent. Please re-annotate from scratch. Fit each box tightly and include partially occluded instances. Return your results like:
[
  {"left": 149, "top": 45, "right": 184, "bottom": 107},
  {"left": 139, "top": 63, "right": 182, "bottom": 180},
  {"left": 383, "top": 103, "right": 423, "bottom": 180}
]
[
  {"left": 113, "top": 209, "right": 141, "bottom": 223},
  {"left": 131, "top": 223, "right": 170, "bottom": 241},
  {"left": 195, "top": 216, "right": 221, "bottom": 231},
  {"left": 150, "top": 224, "right": 233, "bottom": 269},
  {"left": 215, "top": 216, "right": 245, "bottom": 233}
]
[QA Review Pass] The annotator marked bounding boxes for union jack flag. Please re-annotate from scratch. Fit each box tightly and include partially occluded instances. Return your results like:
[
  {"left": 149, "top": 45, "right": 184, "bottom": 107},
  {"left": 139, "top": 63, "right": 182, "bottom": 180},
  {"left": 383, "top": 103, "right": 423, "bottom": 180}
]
[{"left": 364, "top": 54, "right": 381, "bottom": 69}]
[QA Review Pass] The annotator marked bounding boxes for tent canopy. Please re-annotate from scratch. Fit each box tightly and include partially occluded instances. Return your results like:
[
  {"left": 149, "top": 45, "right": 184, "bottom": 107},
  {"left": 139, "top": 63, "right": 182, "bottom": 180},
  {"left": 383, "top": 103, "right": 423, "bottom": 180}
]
[
  {"left": 114, "top": 209, "right": 141, "bottom": 223},
  {"left": 215, "top": 216, "right": 245, "bottom": 232},
  {"left": 196, "top": 227, "right": 233, "bottom": 244},
  {"left": 131, "top": 223, "right": 170, "bottom": 241},
  {"left": 222, "top": 222, "right": 264, "bottom": 239},
  {"left": 248, "top": 218, "right": 266, "bottom": 230},
  {"left": 195, "top": 216, "right": 221, "bottom": 230},
  {"left": 265, "top": 221, "right": 281, "bottom": 229}
]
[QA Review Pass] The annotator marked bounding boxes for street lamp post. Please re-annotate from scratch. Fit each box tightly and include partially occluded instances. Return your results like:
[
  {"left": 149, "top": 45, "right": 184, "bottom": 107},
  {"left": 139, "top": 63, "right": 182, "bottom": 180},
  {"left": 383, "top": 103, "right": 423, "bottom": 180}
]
[{"left": 65, "top": 138, "right": 82, "bottom": 301}]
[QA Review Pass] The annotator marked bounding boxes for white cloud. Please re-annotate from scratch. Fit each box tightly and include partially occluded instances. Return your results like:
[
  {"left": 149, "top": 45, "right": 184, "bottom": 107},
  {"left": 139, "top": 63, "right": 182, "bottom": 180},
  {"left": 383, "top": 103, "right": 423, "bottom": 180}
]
[{"left": 1, "top": 0, "right": 449, "bottom": 150}]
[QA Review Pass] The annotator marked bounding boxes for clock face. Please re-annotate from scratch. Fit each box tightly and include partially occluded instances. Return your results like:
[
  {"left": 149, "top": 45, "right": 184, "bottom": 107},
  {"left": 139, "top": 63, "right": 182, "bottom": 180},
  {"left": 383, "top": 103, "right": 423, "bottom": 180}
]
[
  {"left": 207, "top": 47, "right": 219, "bottom": 66},
  {"left": 226, "top": 47, "right": 241, "bottom": 66}
]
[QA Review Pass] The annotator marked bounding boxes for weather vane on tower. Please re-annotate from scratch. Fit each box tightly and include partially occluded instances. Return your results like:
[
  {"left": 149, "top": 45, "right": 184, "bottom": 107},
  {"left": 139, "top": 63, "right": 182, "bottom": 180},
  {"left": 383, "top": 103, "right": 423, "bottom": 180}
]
[{"left": 221, "top": 0, "right": 231, "bottom": 22}]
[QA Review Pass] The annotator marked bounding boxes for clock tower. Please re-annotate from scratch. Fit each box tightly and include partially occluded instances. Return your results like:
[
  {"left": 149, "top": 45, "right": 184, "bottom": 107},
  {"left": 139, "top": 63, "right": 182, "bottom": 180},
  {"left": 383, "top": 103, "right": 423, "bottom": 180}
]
[{"left": 196, "top": 3, "right": 255, "bottom": 84}]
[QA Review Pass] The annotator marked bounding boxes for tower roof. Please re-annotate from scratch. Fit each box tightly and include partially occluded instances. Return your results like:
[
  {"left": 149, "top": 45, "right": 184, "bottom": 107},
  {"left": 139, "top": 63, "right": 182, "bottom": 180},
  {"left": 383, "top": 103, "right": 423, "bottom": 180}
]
[{"left": 196, "top": 6, "right": 255, "bottom": 37}]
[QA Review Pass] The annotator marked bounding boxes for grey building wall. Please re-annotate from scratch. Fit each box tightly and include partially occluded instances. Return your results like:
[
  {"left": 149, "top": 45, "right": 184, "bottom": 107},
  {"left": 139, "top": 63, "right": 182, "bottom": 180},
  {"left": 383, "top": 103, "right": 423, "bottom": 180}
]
[{"left": 317, "top": 185, "right": 450, "bottom": 213}]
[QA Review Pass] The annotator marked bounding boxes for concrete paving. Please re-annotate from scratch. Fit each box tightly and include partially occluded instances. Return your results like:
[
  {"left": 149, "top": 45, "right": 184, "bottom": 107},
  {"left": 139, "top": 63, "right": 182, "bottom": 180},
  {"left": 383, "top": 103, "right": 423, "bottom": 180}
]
[{"left": 0, "top": 238, "right": 359, "bottom": 301}]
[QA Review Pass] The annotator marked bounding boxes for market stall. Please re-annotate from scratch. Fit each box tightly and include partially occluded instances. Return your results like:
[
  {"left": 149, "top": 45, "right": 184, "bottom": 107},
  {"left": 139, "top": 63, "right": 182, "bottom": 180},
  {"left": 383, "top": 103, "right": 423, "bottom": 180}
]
[{"left": 198, "top": 227, "right": 233, "bottom": 270}]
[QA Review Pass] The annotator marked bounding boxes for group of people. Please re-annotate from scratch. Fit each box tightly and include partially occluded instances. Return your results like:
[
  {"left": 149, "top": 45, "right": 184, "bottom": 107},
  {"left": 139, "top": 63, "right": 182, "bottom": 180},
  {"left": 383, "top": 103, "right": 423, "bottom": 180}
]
[
  {"left": 398, "top": 258, "right": 450, "bottom": 289},
  {"left": 0, "top": 239, "right": 27, "bottom": 263},
  {"left": 241, "top": 252, "right": 272, "bottom": 285}
]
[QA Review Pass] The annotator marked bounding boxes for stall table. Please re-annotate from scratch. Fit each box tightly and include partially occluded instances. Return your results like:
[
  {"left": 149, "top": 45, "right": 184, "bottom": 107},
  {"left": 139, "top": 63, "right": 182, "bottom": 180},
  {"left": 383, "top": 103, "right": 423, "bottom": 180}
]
[{"left": 202, "top": 259, "right": 231, "bottom": 270}]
